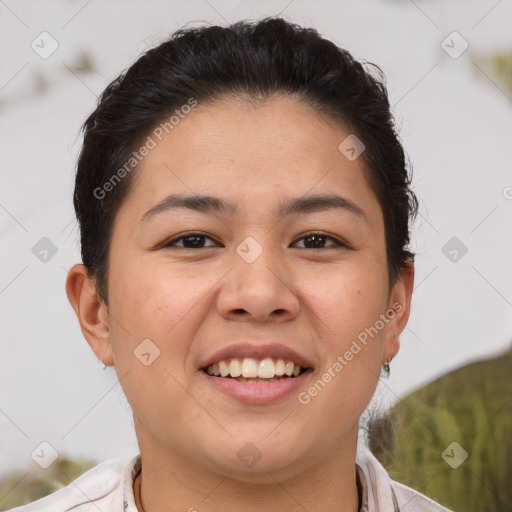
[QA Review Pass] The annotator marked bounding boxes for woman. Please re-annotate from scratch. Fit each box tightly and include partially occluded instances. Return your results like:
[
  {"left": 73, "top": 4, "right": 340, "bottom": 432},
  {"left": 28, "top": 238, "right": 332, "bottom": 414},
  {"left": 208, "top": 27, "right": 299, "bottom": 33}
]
[{"left": 10, "top": 17, "right": 452, "bottom": 512}]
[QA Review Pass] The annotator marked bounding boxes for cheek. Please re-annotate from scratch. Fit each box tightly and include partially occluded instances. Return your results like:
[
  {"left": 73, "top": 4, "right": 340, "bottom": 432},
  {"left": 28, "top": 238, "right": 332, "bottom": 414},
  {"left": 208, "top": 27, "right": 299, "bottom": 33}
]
[
  {"left": 107, "top": 260, "right": 211, "bottom": 368},
  {"left": 298, "top": 276, "right": 386, "bottom": 435},
  {"left": 302, "top": 255, "right": 389, "bottom": 347},
  {"left": 105, "top": 263, "right": 203, "bottom": 421},
  {"left": 299, "top": 258, "right": 388, "bottom": 409}
]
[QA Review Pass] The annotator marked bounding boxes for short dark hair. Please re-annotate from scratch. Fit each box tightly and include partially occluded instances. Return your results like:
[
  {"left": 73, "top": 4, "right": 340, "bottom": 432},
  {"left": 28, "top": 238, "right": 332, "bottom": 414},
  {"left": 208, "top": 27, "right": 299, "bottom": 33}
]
[{"left": 74, "top": 17, "right": 417, "bottom": 305}]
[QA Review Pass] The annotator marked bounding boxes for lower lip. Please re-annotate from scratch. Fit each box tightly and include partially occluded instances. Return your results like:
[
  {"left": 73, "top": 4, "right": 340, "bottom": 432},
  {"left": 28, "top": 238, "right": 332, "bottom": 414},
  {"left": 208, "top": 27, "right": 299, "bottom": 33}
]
[{"left": 199, "top": 370, "right": 312, "bottom": 404}]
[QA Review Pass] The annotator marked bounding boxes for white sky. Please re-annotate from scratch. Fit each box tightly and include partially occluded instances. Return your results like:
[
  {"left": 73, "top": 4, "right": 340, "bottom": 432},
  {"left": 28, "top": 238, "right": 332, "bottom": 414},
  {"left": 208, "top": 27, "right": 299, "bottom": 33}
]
[{"left": 1, "top": 0, "right": 511, "bottom": 476}]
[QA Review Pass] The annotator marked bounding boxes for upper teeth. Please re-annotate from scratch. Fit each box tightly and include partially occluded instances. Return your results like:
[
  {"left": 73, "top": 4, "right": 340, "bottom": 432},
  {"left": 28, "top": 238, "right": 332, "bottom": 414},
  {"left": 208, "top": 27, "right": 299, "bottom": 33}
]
[{"left": 205, "top": 358, "right": 302, "bottom": 378}]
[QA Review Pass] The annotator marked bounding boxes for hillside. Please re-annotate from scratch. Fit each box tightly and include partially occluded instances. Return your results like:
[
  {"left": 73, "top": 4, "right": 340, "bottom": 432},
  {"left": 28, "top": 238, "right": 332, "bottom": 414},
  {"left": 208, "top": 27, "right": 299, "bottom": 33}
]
[
  {"left": 0, "top": 457, "right": 97, "bottom": 509},
  {"left": 369, "top": 344, "right": 512, "bottom": 511}
]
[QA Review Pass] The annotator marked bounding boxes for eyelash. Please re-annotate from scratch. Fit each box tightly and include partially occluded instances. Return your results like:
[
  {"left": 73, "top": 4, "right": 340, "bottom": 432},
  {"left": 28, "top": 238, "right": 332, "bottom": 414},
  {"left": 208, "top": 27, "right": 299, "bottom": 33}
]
[{"left": 161, "top": 232, "right": 349, "bottom": 250}]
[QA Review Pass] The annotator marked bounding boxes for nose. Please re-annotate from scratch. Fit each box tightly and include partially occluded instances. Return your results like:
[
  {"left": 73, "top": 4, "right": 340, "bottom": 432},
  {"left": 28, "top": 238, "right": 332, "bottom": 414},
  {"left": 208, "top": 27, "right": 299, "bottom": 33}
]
[{"left": 216, "top": 240, "right": 300, "bottom": 324}]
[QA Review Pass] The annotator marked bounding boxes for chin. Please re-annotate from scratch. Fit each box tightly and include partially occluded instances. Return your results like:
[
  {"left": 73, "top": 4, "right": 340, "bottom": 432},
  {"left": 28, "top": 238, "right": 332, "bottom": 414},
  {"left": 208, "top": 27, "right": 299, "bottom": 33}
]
[
  {"left": 216, "top": 453, "right": 305, "bottom": 483},
  {"left": 199, "top": 430, "right": 308, "bottom": 479}
]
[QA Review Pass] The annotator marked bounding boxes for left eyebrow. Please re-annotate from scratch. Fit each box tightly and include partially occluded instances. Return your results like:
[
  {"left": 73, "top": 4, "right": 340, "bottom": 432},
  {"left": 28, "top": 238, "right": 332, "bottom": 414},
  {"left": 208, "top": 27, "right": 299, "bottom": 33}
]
[
  {"left": 278, "top": 193, "right": 366, "bottom": 219},
  {"left": 139, "top": 193, "right": 366, "bottom": 224}
]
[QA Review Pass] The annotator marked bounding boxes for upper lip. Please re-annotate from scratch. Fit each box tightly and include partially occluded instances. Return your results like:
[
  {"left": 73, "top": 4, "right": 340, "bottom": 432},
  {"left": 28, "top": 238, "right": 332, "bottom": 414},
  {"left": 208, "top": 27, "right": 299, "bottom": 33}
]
[{"left": 199, "top": 342, "right": 314, "bottom": 370}]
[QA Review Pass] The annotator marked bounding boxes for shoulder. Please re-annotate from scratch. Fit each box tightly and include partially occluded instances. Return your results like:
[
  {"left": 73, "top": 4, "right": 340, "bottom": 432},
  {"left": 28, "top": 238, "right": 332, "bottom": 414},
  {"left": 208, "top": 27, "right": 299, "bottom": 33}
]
[
  {"left": 390, "top": 479, "right": 453, "bottom": 512},
  {"left": 356, "top": 448, "right": 452, "bottom": 512},
  {"left": 4, "top": 458, "right": 131, "bottom": 512}
]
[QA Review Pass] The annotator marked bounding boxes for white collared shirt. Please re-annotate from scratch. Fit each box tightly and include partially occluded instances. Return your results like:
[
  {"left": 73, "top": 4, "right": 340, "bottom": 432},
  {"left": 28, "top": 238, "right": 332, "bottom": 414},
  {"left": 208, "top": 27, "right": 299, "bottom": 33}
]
[{"left": 6, "top": 450, "right": 452, "bottom": 512}]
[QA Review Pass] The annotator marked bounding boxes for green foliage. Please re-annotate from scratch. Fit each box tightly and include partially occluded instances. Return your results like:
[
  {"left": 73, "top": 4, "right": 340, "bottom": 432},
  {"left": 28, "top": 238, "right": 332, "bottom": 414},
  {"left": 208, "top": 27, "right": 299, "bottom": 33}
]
[
  {"left": 493, "top": 53, "right": 512, "bottom": 96},
  {"left": 0, "top": 456, "right": 96, "bottom": 510},
  {"left": 369, "top": 345, "right": 512, "bottom": 512}
]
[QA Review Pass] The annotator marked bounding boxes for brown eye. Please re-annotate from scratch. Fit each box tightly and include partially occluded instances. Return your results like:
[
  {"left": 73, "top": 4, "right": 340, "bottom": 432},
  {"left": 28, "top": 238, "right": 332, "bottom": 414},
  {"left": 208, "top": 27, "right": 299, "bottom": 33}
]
[
  {"left": 293, "top": 233, "right": 346, "bottom": 249},
  {"left": 163, "top": 233, "right": 218, "bottom": 249}
]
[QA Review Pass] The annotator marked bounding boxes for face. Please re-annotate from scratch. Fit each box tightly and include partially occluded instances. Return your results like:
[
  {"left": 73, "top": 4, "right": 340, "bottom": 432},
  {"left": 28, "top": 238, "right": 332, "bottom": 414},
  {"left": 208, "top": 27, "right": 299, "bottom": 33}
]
[{"left": 68, "top": 95, "right": 413, "bottom": 481}]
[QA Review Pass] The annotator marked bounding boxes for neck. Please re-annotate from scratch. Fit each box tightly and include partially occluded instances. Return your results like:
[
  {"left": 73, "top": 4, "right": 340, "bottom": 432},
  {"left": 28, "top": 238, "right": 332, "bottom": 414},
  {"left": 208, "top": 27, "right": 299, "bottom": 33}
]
[{"left": 133, "top": 434, "right": 360, "bottom": 512}]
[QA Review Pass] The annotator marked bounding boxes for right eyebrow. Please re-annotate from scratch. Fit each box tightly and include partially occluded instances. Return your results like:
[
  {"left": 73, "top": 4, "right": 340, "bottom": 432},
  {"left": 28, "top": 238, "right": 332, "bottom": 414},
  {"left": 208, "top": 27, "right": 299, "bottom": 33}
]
[{"left": 140, "top": 194, "right": 237, "bottom": 224}]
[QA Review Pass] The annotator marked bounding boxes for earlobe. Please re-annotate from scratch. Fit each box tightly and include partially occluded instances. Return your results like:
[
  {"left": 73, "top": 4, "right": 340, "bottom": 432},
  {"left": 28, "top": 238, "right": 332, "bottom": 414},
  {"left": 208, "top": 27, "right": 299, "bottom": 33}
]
[
  {"left": 393, "top": 258, "right": 415, "bottom": 330},
  {"left": 385, "top": 258, "right": 415, "bottom": 360},
  {"left": 65, "top": 264, "right": 114, "bottom": 366}
]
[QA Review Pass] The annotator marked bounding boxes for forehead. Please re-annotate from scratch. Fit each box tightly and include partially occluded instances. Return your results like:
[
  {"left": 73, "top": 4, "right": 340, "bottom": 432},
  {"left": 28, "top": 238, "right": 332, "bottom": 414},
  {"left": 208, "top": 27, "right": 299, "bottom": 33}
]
[
  {"left": 151, "top": 95, "right": 352, "bottom": 176},
  {"left": 114, "top": 95, "right": 382, "bottom": 228}
]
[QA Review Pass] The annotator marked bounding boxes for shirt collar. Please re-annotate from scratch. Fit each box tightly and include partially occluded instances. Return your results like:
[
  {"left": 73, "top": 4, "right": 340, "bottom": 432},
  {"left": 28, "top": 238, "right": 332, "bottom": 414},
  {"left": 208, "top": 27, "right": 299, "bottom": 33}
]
[
  {"left": 123, "top": 455, "right": 141, "bottom": 512},
  {"left": 356, "top": 462, "right": 370, "bottom": 512}
]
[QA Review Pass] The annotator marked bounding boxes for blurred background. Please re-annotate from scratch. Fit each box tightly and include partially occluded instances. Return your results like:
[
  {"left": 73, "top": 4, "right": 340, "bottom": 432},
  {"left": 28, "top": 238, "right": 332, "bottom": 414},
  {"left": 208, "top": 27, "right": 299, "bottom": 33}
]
[{"left": 0, "top": 0, "right": 511, "bottom": 510}]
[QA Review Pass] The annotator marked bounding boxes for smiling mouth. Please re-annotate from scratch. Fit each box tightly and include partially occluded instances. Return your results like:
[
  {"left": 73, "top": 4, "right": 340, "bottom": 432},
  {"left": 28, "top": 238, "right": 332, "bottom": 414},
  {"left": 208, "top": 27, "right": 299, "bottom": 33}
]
[{"left": 202, "top": 357, "right": 310, "bottom": 383}]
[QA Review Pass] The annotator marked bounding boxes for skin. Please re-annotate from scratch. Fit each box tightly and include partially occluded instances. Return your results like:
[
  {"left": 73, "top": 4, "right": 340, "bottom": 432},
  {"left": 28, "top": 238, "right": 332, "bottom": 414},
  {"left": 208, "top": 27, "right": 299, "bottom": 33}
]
[{"left": 66, "top": 95, "right": 414, "bottom": 512}]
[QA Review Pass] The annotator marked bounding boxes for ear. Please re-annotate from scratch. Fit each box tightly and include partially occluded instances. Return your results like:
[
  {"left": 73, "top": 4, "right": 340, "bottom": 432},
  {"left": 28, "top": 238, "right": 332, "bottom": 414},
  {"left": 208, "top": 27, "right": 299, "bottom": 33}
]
[
  {"left": 65, "top": 264, "right": 114, "bottom": 366},
  {"left": 383, "top": 258, "right": 415, "bottom": 362}
]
